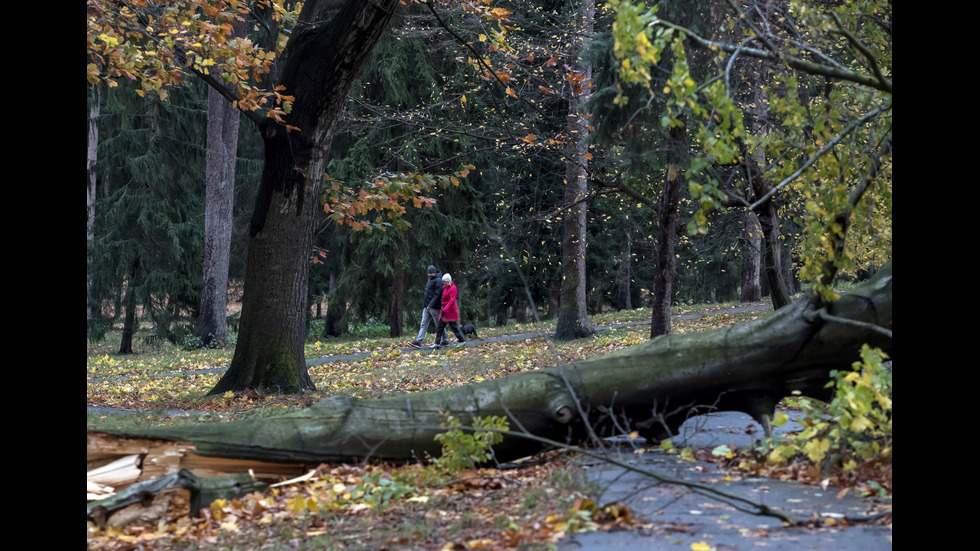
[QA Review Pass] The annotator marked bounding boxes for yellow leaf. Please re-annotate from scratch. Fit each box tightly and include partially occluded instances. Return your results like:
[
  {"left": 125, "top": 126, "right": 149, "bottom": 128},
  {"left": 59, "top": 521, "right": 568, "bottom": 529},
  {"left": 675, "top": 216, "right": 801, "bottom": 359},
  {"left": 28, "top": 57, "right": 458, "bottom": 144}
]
[
  {"left": 772, "top": 411, "right": 789, "bottom": 427},
  {"left": 850, "top": 415, "right": 873, "bottom": 432},
  {"left": 691, "top": 542, "right": 713, "bottom": 551}
]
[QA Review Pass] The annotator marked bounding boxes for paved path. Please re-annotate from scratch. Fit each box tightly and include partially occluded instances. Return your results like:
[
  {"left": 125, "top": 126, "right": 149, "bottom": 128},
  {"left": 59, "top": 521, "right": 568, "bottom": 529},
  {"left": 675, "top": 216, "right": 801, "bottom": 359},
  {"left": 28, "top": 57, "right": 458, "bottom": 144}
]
[{"left": 558, "top": 411, "right": 892, "bottom": 550}]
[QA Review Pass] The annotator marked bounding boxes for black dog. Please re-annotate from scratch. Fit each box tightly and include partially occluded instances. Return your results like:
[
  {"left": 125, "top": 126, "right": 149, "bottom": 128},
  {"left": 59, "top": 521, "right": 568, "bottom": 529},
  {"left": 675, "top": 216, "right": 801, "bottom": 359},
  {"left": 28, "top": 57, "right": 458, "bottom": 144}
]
[{"left": 461, "top": 323, "right": 480, "bottom": 339}]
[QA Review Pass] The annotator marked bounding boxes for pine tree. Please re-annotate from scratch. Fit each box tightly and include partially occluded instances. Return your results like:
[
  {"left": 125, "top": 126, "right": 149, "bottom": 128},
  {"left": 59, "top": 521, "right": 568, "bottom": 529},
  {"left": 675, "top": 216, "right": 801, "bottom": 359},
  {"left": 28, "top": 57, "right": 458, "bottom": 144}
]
[{"left": 89, "top": 80, "right": 209, "bottom": 350}]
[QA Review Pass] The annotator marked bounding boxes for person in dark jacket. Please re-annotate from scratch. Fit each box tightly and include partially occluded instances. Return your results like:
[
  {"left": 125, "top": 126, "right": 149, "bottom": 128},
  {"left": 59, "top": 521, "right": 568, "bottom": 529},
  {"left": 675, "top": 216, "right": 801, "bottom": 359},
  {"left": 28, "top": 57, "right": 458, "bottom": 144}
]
[
  {"left": 408, "top": 265, "right": 443, "bottom": 348},
  {"left": 434, "top": 273, "right": 467, "bottom": 348}
]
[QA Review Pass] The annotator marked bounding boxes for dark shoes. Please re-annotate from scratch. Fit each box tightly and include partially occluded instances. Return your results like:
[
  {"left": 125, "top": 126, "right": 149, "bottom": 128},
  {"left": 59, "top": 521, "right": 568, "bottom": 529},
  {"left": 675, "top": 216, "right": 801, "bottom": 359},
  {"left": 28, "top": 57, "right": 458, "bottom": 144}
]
[
  {"left": 408, "top": 340, "right": 422, "bottom": 349},
  {"left": 430, "top": 340, "right": 465, "bottom": 349}
]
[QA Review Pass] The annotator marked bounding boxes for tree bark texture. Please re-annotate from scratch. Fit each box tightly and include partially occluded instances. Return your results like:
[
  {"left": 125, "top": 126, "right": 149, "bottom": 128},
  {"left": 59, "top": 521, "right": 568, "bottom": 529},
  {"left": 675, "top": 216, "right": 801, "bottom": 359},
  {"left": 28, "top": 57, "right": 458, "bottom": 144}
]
[
  {"left": 208, "top": 0, "right": 400, "bottom": 395},
  {"left": 95, "top": 264, "right": 891, "bottom": 476},
  {"left": 554, "top": 0, "right": 595, "bottom": 341},
  {"left": 195, "top": 86, "right": 240, "bottom": 348}
]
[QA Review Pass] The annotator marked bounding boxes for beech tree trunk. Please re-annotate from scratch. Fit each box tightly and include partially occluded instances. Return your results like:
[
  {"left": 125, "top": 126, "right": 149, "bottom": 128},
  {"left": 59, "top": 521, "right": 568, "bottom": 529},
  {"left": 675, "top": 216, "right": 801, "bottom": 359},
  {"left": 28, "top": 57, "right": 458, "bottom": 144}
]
[
  {"left": 194, "top": 85, "right": 240, "bottom": 348},
  {"left": 91, "top": 263, "right": 891, "bottom": 480},
  {"left": 207, "top": 0, "right": 400, "bottom": 395}
]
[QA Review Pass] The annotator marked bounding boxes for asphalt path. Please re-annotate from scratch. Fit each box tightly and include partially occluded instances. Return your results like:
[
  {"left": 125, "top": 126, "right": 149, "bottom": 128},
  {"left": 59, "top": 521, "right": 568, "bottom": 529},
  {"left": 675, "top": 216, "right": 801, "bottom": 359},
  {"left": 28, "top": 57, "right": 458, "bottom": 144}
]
[{"left": 558, "top": 411, "right": 892, "bottom": 550}]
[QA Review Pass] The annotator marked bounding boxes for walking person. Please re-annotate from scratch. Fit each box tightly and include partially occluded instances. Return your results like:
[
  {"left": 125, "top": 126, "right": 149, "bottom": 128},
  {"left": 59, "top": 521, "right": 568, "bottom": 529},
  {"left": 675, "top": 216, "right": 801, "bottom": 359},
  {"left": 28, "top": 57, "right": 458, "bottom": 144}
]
[
  {"left": 408, "top": 265, "right": 443, "bottom": 349},
  {"left": 434, "top": 273, "right": 467, "bottom": 348}
]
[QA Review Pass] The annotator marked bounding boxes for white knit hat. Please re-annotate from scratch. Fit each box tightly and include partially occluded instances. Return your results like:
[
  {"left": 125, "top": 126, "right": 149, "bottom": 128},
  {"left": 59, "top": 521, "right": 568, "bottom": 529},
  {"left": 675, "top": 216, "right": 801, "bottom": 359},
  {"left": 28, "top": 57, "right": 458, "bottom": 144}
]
[{"left": 442, "top": 273, "right": 452, "bottom": 282}]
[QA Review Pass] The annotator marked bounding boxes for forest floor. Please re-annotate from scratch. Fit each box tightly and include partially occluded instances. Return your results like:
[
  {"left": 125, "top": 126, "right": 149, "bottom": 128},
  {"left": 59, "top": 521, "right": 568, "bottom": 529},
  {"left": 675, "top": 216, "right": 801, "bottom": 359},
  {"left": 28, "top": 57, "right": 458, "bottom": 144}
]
[{"left": 87, "top": 301, "right": 891, "bottom": 550}]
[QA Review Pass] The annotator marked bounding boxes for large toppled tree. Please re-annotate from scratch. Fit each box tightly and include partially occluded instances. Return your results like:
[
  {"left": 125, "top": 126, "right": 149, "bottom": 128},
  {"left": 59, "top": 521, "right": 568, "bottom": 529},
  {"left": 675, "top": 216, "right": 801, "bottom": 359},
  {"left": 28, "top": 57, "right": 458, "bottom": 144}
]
[{"left": 88, "top": 261, "right": 890, "bottom": 486}]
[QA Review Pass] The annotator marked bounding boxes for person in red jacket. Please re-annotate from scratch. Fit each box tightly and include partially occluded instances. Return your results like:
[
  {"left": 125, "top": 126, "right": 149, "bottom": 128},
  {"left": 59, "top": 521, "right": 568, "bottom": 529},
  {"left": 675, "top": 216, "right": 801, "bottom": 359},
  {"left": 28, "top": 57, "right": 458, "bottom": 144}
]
[{"left": 434, "top": 273, "right": 467, "bottom": 348}]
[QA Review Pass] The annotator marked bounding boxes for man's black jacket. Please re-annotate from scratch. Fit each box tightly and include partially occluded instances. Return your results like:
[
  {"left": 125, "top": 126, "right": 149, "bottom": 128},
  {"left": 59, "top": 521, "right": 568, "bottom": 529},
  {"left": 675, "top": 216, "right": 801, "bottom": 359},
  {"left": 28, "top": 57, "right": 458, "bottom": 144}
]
[{"left": 423, "top": 273, "right": 443, "bottom": 309}]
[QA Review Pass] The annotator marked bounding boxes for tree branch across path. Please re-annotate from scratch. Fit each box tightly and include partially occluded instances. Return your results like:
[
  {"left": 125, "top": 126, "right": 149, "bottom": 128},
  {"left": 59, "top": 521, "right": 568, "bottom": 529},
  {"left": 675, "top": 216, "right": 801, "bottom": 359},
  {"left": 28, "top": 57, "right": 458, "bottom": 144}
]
[{"left": 88, "top": 263, "right": 891, "bottom": 484}]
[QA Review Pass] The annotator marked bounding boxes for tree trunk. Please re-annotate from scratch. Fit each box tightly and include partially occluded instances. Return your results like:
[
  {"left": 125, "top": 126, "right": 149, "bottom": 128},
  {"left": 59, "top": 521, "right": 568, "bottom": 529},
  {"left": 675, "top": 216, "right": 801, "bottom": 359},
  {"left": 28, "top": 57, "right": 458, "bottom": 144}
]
[
  {"left": 758, "top": 205, "right": 791, "bottom": 308},
  {"left": 88, "top": 84, "right": 100, "bottom": 323},
  {"left": 513, "top": 301, "right": 527, "bottom": 323},
  {"left": 740, "top": 211, "right": 763, "bottom": 302},
  {"left": 547, "top": 286, "right": 560, "bottom": 320},
  {"left": 118, "top": 258, "right": 140, "bottom": 355},
  {"left": 324, "top": 271, "right": 347, "bottom": 337},
  {"left": 554, "top": 0, "right": 595, "bottom": 341},
  {"left": 389, "top": 250, "right": 405, "bottom": 338},
  {"left": 208, "top": 0, "right": 400, "bottom": 395},
  {"left": 617, "top": 233, "right": 633, "bottom": 310},
  {"left": 650, "top": 117, "right": 686, "bottom": 338},
  {"left": 194, "top": 85, "right": 240, "bottom": 348},
  {"left": 90, "top": 263, "right": 891, "bottom": 477}
]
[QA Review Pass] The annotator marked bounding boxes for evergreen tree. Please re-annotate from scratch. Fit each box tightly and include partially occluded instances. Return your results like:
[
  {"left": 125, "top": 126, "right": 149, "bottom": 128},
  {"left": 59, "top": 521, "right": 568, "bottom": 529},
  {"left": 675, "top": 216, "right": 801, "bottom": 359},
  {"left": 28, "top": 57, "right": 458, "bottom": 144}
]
[{"left": 89, "top": 80, "right": 209, "bottom": 350}]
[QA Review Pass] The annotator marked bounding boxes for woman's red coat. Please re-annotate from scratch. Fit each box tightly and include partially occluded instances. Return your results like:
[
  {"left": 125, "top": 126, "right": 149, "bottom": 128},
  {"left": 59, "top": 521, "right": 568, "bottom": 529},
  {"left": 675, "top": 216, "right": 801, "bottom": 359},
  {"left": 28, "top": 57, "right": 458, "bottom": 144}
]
[{"left": 441, "top": 282, "right": 460, "bottom": 322}]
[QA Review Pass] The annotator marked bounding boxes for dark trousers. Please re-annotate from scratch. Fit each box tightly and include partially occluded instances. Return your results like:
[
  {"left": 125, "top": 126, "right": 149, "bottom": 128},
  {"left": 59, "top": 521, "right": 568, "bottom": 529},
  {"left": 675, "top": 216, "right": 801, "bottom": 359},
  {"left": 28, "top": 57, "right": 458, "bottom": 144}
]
[{"left": 436, "top": 320, "right": 466, "bottom": 344}]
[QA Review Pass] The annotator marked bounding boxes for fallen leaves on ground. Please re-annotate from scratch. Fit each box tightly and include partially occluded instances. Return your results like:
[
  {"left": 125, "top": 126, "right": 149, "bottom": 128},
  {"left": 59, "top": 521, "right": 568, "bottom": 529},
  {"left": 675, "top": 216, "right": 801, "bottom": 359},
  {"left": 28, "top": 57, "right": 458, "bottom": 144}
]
[
  {"left": 87, "top": 451, "right": 637, "bottom": 550},
  {"left": 87, "top": 304, "right": 890, "bottom": 548}
]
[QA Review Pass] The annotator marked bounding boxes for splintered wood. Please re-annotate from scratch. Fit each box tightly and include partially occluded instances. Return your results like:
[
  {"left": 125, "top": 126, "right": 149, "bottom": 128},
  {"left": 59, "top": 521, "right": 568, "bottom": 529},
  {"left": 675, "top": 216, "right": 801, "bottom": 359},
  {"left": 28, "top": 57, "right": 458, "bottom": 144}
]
[{"left": 87, "top": 431, "right": 312, "bottom": 500}]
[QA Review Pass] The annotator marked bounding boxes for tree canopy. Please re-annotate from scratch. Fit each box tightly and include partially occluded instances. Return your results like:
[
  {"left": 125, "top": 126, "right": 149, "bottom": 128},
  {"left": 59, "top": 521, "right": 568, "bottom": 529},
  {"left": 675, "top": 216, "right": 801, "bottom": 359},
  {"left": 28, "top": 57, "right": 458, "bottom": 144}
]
[
  {"left": 604, "top": 0, "right": 891, "bottom": 298},
  {"left": 87, "top": 0, "right": 891, "bottom": 395}
]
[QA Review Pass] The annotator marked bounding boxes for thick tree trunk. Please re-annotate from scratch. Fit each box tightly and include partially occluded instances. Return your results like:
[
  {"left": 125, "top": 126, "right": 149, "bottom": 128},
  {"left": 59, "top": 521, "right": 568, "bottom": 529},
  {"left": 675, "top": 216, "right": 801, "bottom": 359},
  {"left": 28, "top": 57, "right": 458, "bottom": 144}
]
[
  {"left": 194, "top": 86, "right": 240, "bottom": 348},
  {"left": 208, "top": 0, "right": 400, "bottom": 395},
  {"left": 554, "top": 0, "right": 595, "bottom": 341},
  {"left": 91, "top": 264, "right": 890, "bottom": 481}
]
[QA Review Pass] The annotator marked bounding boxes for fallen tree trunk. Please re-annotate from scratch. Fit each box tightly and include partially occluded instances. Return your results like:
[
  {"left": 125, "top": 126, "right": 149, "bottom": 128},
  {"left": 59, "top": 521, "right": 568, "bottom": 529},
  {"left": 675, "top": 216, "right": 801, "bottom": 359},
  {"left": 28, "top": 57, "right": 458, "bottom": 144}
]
[{"left": 88, "top": 263, "right": 891, "bottom": 486}]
